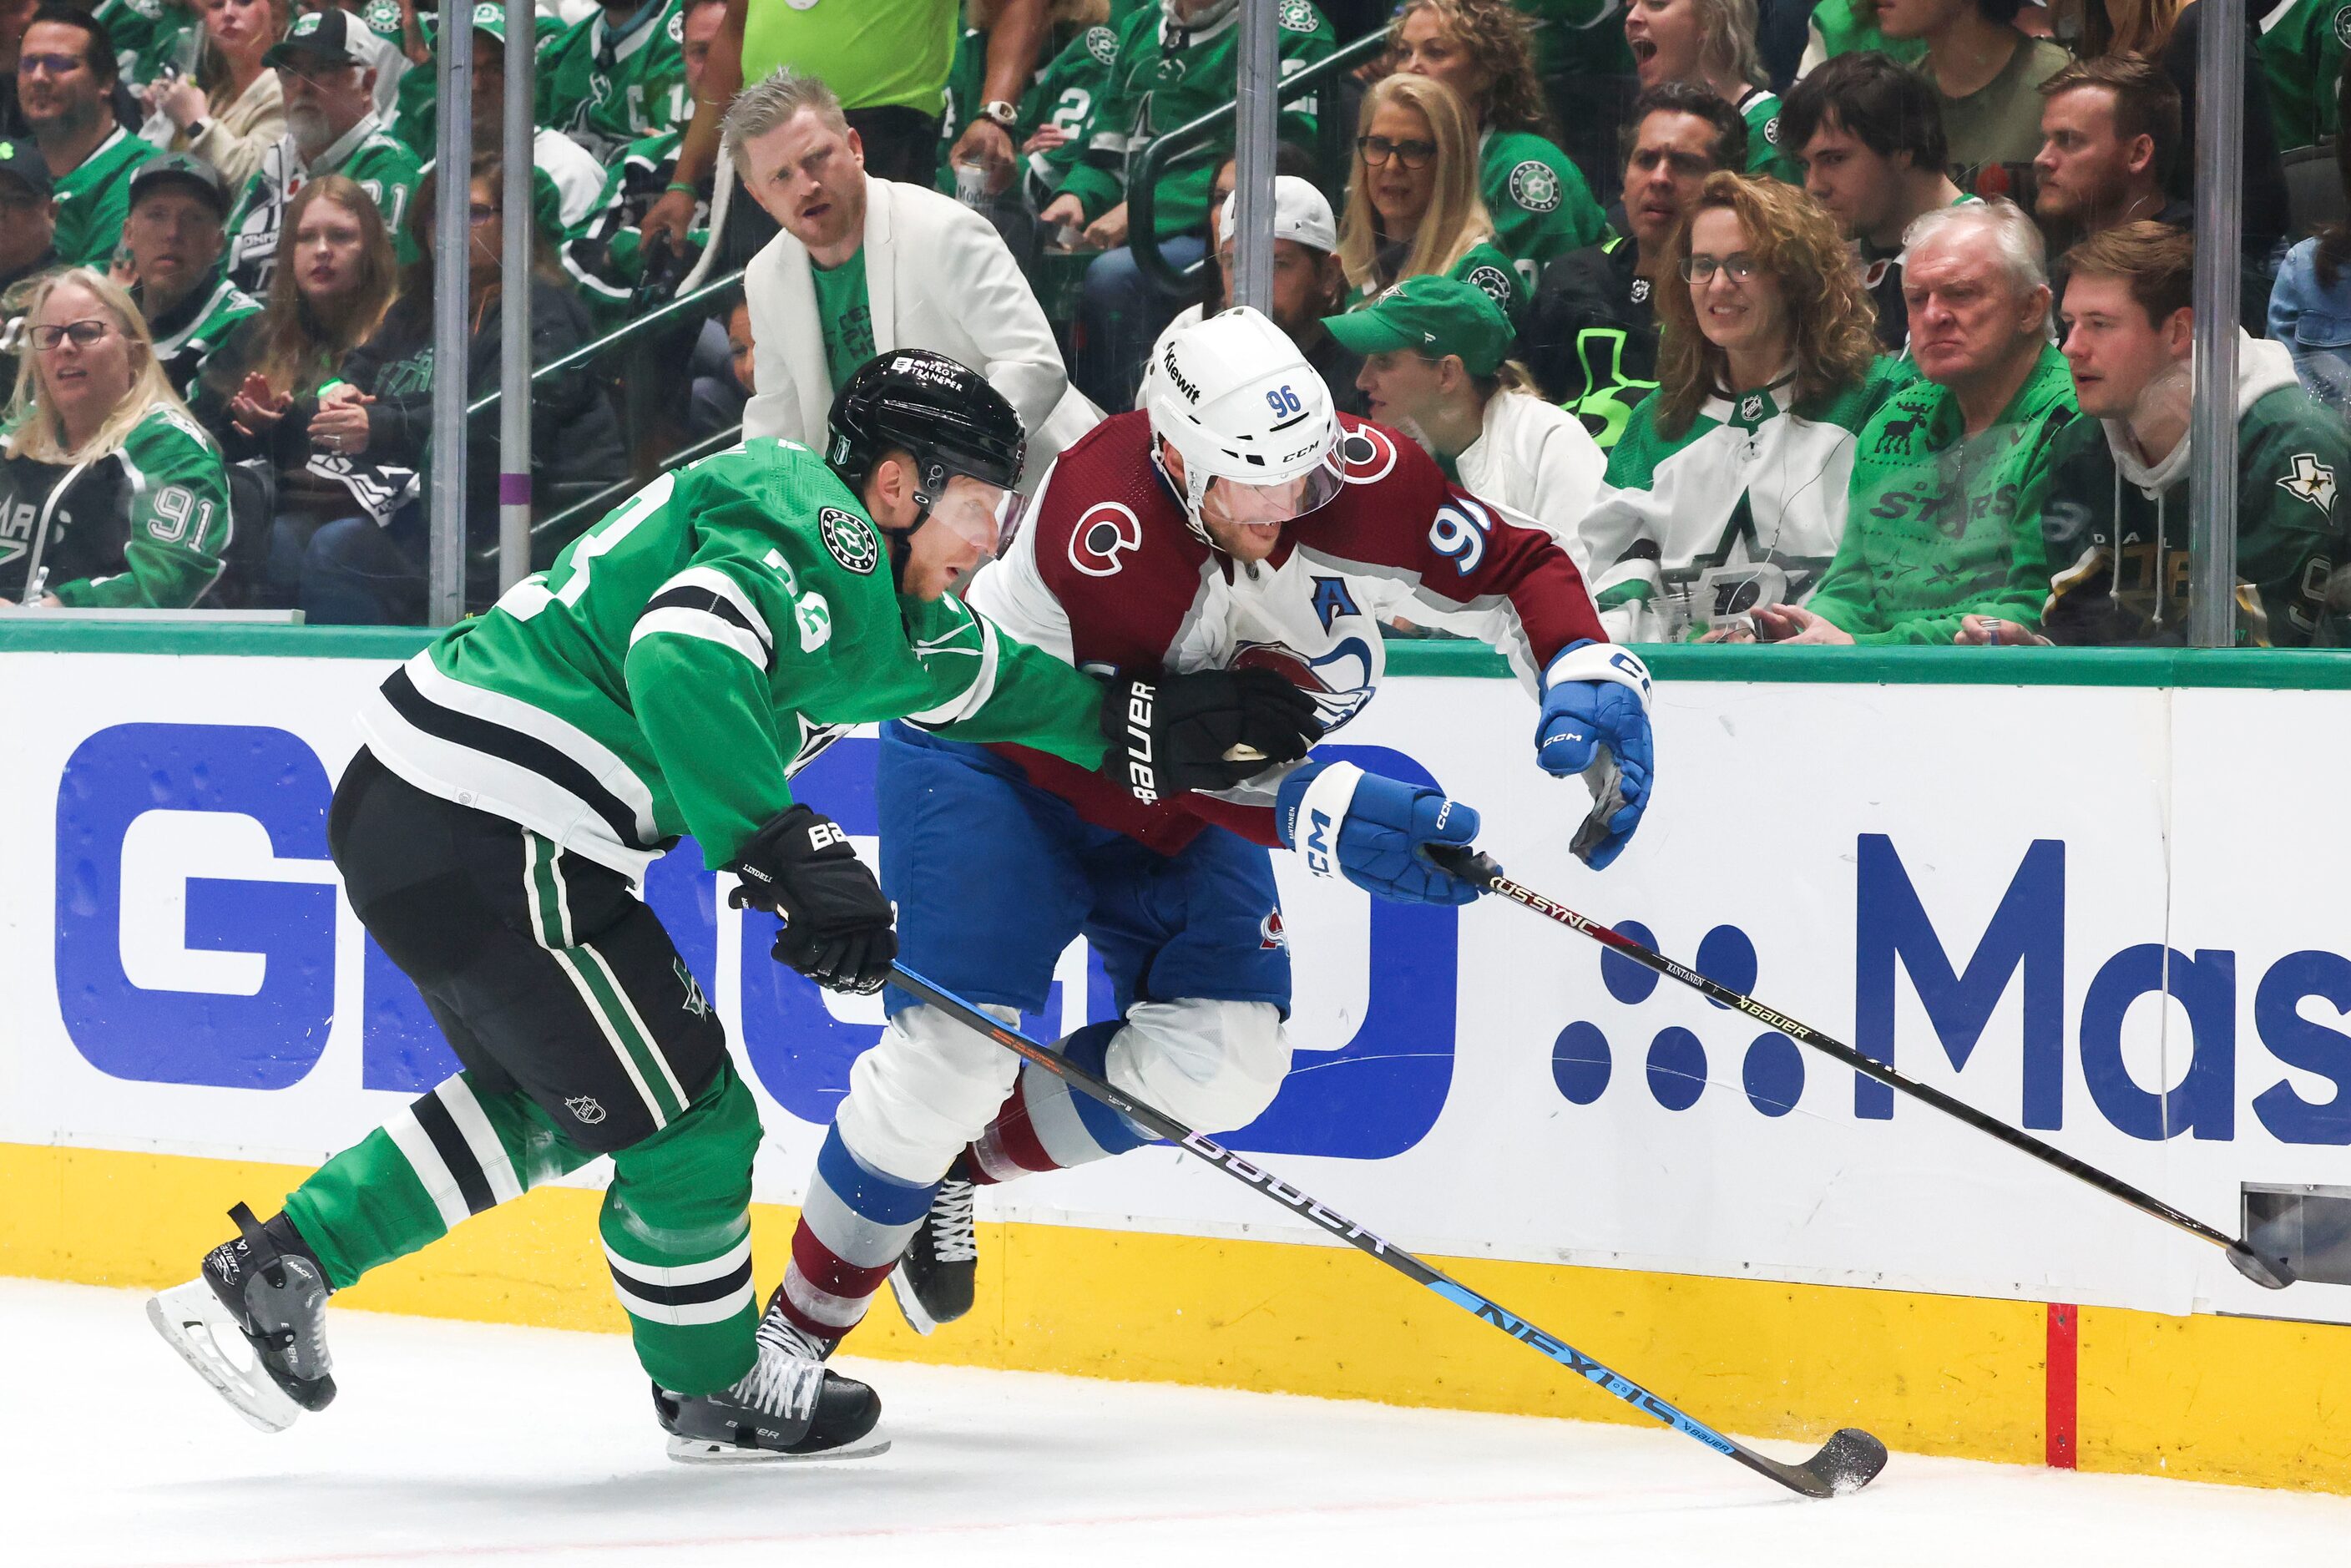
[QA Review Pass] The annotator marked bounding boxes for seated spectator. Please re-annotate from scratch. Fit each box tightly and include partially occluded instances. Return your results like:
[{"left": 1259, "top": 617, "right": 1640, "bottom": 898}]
[
  {"left": 1520, "top": 83, "right": 1745, "bottom": 448},
  {"left": 1328, "top": 272, "right": 1608, "bottom": 574},
  {"left": 563, "top": 0, "right": 728, "bottom": 325},
  {"left": 1959, "top": 224, "right": 2343, "bottom": 647},
  {"left": 0, "top": 132, "right": 56, "bottom": 293},
  {"left": 1388, "top": 0, "right": 1607, "bottom": 290},
  {"left": 1160, "top": 175, "right": 1366, "bottom": 418},
  {"left": 21, "top": 5, "right": 158, "bottom": 266},
  {"left": 121, "top": 152, "right": 259, "bottom": 395},
  {"left": 1004, "top": 0, "right": 1125, "bottom": 214},
  {"left": 1624, "top": 0, "right": 1799, "bottom": 182},
  {"left": 1869, "top": 0, "right": 2069, "bottom": 189},
  {"left": 140, "top": 0, "right": 286, "bottom": 189},
  {"left": 223, "top": 9, "right": 419, "bottom": 293},
  {"left": 1037, "top": 0, "right": 1334, "bottom": 411},
  {"left": 0, "top": 266, "right": 229, "bottom": 606},
  {"left": 1336, "top": 73, "right": 1524, "bottom": 320},
  {"left": 689, "top": 292, "right": 752, "bottom": 436},
  {"left": 1757, "top": 199, "right": 2074, "bottom": 644},
  {"left": 287, "top": 151, "right": 624, "bottom": 623},
  {"left": 319, "top": 0, "right": 412, "bottom": 125},
  {"left": 2271, "top": 78, "right": 2351, "bottom": 415},
  {"left": 2033, "top": 56, "right": 2178, "bottom": 242},
  {"left": 458, "top": 5, "right": 604, "bottom": 240},
  {"left": 730, "top": 70, "right": 1096, "bottom": 491},
  {"left": 538, "top": 0, "right": 689, "bottom": 163},
  {"left": 1576, "top": 171, "right": 1904, "bottom": 641},
  {"left": 1779, "top": 49, "right": 1965, "bottom": 352}
]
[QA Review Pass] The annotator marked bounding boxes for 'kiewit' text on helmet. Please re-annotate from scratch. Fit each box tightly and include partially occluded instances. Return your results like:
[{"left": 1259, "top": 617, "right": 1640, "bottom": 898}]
[{"left": 1137, "top": 306, "right": 1341, "bottom": 547}]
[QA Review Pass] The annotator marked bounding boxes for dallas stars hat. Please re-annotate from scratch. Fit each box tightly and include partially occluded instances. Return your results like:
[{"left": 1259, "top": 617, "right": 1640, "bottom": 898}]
[
  {"left": 1321, "top": 274, "right": 1516, "bottom": 377},
  {"left": 465, "top": 1, "right": 509, "bottom": 43},
  {"left": 265, "top": 9, "right": 368, "bottom": 70},
  {"left": 129, "top": 152, "right": 231, "bottom": 217},
  {"left": 0, "top": 135, "right": 51, "bottom": 199}
]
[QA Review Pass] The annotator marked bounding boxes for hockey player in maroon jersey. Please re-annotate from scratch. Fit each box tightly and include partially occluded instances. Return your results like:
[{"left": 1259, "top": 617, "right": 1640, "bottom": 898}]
[{"left": 766, "top": 307, "right": 1656, "bottom": 1410}]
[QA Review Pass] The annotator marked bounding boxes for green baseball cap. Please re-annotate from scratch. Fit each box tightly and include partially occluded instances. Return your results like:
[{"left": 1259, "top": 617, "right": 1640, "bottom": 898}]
[
  {"left": 465, "top": 2, "right": 508, "bottom": 43},
  {"left": 1321, "top": 274, "right": 1516, "bottom": 377}
]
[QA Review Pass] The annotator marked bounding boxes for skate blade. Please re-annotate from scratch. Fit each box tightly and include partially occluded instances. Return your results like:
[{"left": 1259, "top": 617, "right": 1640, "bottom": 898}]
[
  {"left": 887, "top": 1264, "right": 941, "bottom": 1337},
  {"left": 665, "top": 1433, "right": 892, "bottom": 1465},
  {"left": 146, "top": 1280, "right": 301, "bottom": 1434}
]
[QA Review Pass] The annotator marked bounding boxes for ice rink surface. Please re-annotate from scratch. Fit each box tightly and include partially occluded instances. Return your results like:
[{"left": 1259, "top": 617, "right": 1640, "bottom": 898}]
[{"left": 13, "top": 1277, "right": 2348, "bottom": 1568}]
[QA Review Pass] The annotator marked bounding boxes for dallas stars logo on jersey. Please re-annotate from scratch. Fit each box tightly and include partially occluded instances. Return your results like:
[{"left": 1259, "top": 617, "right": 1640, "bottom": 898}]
[
  {"left": 1465, "top": 264, "right": 1513, "bottom": 306},
  {"left": 1085, "top": 24, "right": 1118, "bottom": 62},
  {"left": 2336, "top": 3, "right": 2351, "bottom": 45},
  {"left": 1508, "top": 159, "right": 1561, "bottom": 213},
  {"left": 820, "top": 507, "right": 880, "bottom": 575},
  {"left": 1278, "top": 0, "right": 1318, "bottom": 30},
  {"left": 2280, "top": 453, "right": 2338, "bottom": 512}
]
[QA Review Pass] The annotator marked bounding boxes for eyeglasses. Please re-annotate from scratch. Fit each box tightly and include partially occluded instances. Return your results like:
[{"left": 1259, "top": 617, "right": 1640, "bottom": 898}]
[
  {"left": 18, "top": 52, "right": 87, "bottom": 78},
  {"left": 1680, "top": 251, "right": 1760, "bottom": 284},
  {"left": 30, "top": 318, "right": 111, "bottom": 352},
  {"left": 1357, "top": 134, "right": 1438, "bottom": 169},
  {"left": 468, "top": 203, "right": 498, "bottom": 226}
]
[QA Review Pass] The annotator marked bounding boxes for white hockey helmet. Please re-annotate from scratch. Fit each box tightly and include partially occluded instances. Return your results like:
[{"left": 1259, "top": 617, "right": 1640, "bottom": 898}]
[{"left": 1138, "top": 306, "right": 1342, "bottom": 547}]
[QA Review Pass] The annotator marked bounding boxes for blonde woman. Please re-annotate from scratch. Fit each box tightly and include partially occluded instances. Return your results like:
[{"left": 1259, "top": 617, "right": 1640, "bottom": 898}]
[
  {"left": 1387, "top": 0, "right": 1607, "bottom": 288},
  {"left": 1337, "top": 73, "right": 1524, "bottom": 321},
  {"left": 0, "top": 268, "right": 230, "bottom": 608},
  {"left": 1576, "top": 172, "right": 1908, "bottom": 641},
  {"left": 1625, "top": 0, "right": 1800, "bottom": 183},
  {"left": 144, "top": 0, "right": 290, "bottom": 188}
]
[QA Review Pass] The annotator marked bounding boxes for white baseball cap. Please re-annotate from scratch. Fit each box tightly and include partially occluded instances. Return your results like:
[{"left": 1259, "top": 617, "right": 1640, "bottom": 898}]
[{"left": 1217, "top": 175, "right": 1340, "bottom": 255}]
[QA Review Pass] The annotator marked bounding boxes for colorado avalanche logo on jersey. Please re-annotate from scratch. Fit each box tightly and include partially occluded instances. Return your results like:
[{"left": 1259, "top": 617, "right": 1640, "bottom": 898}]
[
  {"left": 1327, "top": 422, "right": 1398, "bottom": 486},
  {"left": 1068, "top": 500, "right": 1144, "bottom": 576},
  {"left": 1231, "top": 637, "right": 1375, "bottom": 735}
]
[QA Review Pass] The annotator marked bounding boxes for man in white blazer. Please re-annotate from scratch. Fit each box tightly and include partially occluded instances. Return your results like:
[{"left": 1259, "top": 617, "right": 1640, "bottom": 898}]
[{"left": 723, "top": 68, "right": 1097, "bottom": 491}]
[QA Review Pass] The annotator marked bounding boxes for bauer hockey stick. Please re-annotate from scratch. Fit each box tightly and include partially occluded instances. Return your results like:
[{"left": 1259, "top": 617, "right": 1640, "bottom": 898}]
[
  {"left": 1423, "top": 844, "right": 2297, "bottom": 1291},
  {"left": 887, "top": 962, "right": 1889, "bottom": 1500}
]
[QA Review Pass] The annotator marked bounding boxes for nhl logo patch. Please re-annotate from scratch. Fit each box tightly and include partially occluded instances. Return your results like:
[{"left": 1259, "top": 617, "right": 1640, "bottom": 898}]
[
  {"left": 1085, "top": 23, "right": 1117, "bottom": 62},
  {"left": 1740, "top": 393, "right": 1765, "bottom": 422},
  {"left": 1466, "top": 264, "right": 1512, "bottom": 305},
  {"left": 1508, "top": 159, "right": 1562, "bottom": 213},
  {"left": 1629, "top": 276, "right": 1652, "bottom": 305},
  {"left": 1278, "top": 0, "right": 1317, "bottom": 31},
  {"left": 819, "top": 507, "right": 879, "bottom": 574},
  {"left": 2336, "top": 3, "right": 2351, "bottom": 45},
  {"left": 565, "top": 1095, "right": 607, "bottom": 1125}
]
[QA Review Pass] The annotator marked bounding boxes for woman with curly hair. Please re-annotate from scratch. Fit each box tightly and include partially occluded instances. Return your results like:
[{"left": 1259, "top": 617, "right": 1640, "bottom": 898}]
[
  {"left": 1576, "top": 171, "right": 1910, "bottom": 640},
  {"left": 1388, "top": 0, "right": 1606, "bottom": 290},
  {"left": 1337, "top": 73, "right": 1525, "bottom": 320},
  {"left": 1625, "top": 0, "right": 1802, "bottom": 184}
]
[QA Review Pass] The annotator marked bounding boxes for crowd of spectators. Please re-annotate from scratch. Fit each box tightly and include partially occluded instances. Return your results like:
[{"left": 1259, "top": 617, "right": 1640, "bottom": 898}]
[{"left": 0, "top": 0, "right": 2345, "bottom": 648}]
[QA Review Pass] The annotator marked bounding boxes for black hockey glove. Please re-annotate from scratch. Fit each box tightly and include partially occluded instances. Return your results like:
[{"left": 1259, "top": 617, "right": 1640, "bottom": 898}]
[
  {"left": 726, "top": 804, "right": 897, "bottom": 994},
  {"left": 1100, "top": 666, "right": 1322, "bottom": 803}
]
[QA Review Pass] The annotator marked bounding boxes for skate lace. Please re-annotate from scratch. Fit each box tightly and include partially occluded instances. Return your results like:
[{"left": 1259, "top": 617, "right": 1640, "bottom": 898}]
[
  {"left": 735, "top": 1315, "right": 827, "bottom": 1421},
  {"left": 928, "top": 1176, "right": 978, "bottom": 1264}
]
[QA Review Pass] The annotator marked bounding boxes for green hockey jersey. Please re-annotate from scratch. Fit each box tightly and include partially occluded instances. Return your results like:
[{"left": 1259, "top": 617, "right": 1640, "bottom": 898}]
[
  {"left": 53, "top": 128, "right": 158, "bottom": 268},
  {"left": 538, "top": 0, "right": 690, "bottom": 163},
  {"left": 225, "top": 116, "right": 424, "bottom": 293},
  {"left": 2256, "top": 0, "right": 2348, "bottom": 151},
  {"left": 1019, "top": 6, "right": 1149, "bottom": 207},
  {"left": 1346, "top": 238, "right": 1528, "bottom": 323},
  {"left": 1514, "top": 0, "right": 1635, "bottom": 78},
  {"left": 1735, "top": 86, "right": 1802, "bottom": 185},
  {"left": 1479, "top": 128, "right": 1606, "bottom": 292},
  {"left": 1580, "top": 356, "right": 1912, "bottom": 640},
  {"left": 2039, "top": 336, "right": 2347, "bottom": 645},
  {"left": 1813, "top": 342, "right": 2078, "bottom": 643},
  {"left": 95, "top": 0, "right": 200, "bottom": 87},
  {"left": 1056, "top": 0, "right": 1334, "bottom": 239},
  {"left": 141, "top": 271, "right": 264, "bottom": 398},
  {"left": 356, "top": 438, "right": 1114, "bottom": 882},
  {"left": 0, "top": 402, "right": 229, "bottom": 607}
]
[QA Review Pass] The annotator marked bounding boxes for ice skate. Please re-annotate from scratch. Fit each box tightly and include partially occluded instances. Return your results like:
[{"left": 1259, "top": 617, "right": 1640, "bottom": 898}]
[
  {"left": 147, "top": 1204, "right": 335, "bottom": 1434},
  {"left": 655, "top": 1287, "right": 887, "bottom": 1463},
  {"left": 889, "top": 1155, "right": 977, "bottom": 1334}
]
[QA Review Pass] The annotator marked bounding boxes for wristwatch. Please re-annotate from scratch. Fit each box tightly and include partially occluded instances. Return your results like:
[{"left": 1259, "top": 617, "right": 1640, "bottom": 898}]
[{"left": 979, "top": 99, "right": 1019, "bottom": 129}]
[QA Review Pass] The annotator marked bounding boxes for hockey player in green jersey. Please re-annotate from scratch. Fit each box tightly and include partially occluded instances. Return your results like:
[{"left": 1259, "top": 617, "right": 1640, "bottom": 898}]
[{"left": 146, "top": 351, "right": 1319, "bottom": 1461}]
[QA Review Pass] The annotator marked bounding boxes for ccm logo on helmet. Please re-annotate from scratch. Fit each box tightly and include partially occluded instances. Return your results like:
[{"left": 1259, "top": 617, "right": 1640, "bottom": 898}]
[{"left": 1068, "top": 501, "right": 1144, "bottom": 577}]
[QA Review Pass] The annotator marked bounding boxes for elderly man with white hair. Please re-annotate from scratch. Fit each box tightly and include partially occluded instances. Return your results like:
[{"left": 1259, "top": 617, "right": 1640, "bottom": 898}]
[{"left": 1748, "top": 197, "right": 2079, "bottom": 645}]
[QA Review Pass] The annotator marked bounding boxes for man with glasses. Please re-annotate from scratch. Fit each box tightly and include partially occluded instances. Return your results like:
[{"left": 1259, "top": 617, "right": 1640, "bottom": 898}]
[
  {"left": 122, "top": 154, "right": 261, "bottom": 397},
  {"left": 223, "top": 9, "right": 420, "bottom": 294},
  {"left": 18, "top": 4, "right": 154, "bottom": 266},
  {"left": 1522, "top": 83, "right": 1745, "bottom": 449}
]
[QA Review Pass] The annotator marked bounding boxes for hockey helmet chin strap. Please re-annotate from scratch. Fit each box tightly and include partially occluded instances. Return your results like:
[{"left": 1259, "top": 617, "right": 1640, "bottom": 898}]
[{"left": 1151, "top": 438, "right": 1219, "bottom": 551}]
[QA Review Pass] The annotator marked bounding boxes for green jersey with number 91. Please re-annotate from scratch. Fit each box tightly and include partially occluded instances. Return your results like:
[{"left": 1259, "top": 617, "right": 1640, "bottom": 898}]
[
  {"left": 356, "top": 438, "right": 1113, "bottom": 883},
  {"left": 0, "top": 405, "right": 230, "bottom": 607}
]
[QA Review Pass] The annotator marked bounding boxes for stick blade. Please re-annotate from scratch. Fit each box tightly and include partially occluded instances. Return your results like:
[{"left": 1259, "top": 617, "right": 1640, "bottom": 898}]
[
  {"left": 1750, "top": 1426, "right": 1889, "bottom": 1499},
  {"left": 2227, "top": 1244, "right": 2297, "bottom": 1290}
]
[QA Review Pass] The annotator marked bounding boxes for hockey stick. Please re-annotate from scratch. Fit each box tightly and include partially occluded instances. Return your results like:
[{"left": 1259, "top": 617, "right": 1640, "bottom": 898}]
[
  {"left": 888, "top": 962, "right": 1889, "bottom": 1500},
  {"left": 1423, "top": 845, "right": 2297, "bottom": 1291}
]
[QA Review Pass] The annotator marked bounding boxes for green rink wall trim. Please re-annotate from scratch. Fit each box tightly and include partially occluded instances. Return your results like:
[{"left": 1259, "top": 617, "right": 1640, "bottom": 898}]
[{"left": 3, "top": 620, "right": 2350, "bottom": 688}]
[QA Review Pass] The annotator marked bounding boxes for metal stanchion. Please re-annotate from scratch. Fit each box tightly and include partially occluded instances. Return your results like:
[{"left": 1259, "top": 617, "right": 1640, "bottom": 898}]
[
  {"left": 426, "top": 8, "right": 474, "bottom": 625},
  {"left": 2185, "top": 0, "right": 2245, "bottom": 648},
  {"left": 498, "top": 0, "right": 533, "bottom": 592},
  {"left": 1229, "top": 0, "right": 1277, "bottom": 314}
]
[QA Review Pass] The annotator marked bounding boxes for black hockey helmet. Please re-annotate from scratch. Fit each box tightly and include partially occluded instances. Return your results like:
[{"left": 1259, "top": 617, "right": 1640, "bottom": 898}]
[{"left": 825, "top": 349, "right": 1026, "bottom": 512}]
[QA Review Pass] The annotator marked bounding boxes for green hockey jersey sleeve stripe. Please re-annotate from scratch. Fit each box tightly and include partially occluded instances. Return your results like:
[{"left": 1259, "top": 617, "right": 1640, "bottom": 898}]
[
  {"left": 632, "top": 565, "right": 777, "bottom": 671},
  {"left": 902, "top": 609, "right": 1001, "bottom": 726}
]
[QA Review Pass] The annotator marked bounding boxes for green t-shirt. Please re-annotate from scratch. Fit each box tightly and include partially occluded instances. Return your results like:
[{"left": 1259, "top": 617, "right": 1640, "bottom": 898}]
[
  {"left": 1813, "top": 341, "right": 2078, "bottom": 644},
  {"left": 813, "top": 252, "right": 877, "bottom": 394},
  {"left": 53, "top": 128, "right": 159, "bottom": 268},
  {"left": 742, "top": 0, "right": 960, "bottom": 118},
  {"left": 2256, "top": 0, "right": 2349, "bottom": 152}
]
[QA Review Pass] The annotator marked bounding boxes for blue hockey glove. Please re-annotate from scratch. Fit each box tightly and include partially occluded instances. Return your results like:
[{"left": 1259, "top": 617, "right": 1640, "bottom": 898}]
[
  {"left": 1274, "top": 760, "right": 1484, "bottom": 905},
  {"left": 1534, "top": 640, "right": 1655, "bottom": 871}
]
